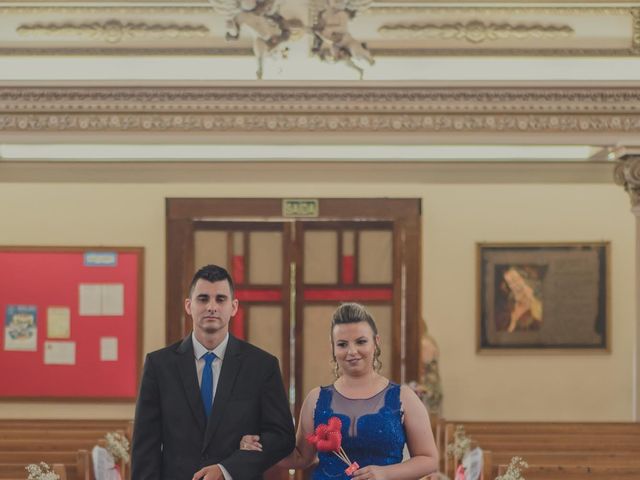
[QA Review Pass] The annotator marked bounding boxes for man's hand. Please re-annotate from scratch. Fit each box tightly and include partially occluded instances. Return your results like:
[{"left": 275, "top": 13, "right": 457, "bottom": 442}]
[
  {"left": 240, "top": 434, "right": 263, "bottom": 451},
  {"left": 192, "top": 464, "right": 224, "bottom": 480}
]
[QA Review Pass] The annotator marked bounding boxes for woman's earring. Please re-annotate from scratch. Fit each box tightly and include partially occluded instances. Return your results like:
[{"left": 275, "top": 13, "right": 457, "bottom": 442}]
[
  {"left": 373, "top": 344, "right": 382, "bottom": 372},
  {"left": 332, "top": 357, "right": 340, "bottom": 379}
]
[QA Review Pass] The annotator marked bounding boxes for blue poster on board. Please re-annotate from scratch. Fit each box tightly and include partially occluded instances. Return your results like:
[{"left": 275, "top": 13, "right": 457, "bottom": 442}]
[{"left": 4, "top": 305, "right": 37, "bottom": 351}]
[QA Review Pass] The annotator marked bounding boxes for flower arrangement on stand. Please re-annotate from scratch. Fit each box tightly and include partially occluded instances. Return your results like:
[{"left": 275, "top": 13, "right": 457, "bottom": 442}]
[
  {"left": 25, "top": 462, "right": 60, "bottom": 480},
  {"left": 495, "top": 456, "right": 528, "bottom": 480},
  {"left": 446, "top": 425, "right": 471, "bottom": 465},
  {"left": 93, "top": 431, "right": 130, "bottom": 480},
  {"left": 104, "top": 431, "right": 130, "bottom": 464},
  {"left": 446, "top": 426, "right": 472, "bottom": 480}
]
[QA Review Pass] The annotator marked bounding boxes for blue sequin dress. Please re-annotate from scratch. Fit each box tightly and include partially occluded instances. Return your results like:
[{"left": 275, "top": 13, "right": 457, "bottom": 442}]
[{"left": 312, "top": 382, "right": 405, "bottom": 479}]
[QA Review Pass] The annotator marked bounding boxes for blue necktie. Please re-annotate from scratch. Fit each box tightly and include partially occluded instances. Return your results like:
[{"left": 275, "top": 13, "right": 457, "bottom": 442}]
[{"left": 201, "top": 352, "right": 216, "bottom": 419}]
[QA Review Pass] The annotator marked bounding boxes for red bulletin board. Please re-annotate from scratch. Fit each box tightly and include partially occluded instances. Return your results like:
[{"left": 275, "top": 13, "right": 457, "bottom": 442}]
[{"left": 0, "top": 247, "right": 143, "bottom": 400}]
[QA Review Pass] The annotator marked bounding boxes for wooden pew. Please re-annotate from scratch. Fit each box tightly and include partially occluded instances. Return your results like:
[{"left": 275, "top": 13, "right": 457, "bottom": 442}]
[
  {"left": 431, "top": 416, "right": 446, "bottom": 471},
  {"left": 496, "top": 464, "right": 640, "bottom": 479},
  {"left": 0, "top": 420, "right": 130, "bottom": 431},
  {"left": 444, "top": 423, "right": 640, "bottom": 453},
  {"left": 0, "top": 439, "right": 96, "bottom": 452},
  {"left": 0, "top": 420, "right": 131, "bottom": 480},
  {"left": 491, "top": 452, "right": 640, "bottom": 467},
  {"left": 488, "top": 452, "right": 640, "bottom": 478},
  {"left": 0, "top": 429, "right": 124, "bottom": 440},
  {"left": 443, "top": 421, "right": 640, "bottom": 478},
  {"left": 450, "top": 421, "right": 640, "bottom": 434},
  {"left": 464, "top": 432, "right": 640, "bottom": 451},
  {"left": 0, "top": 463, "right": 67, "bottom": 480},
  {"left": 0, "top": 450, "right": 90, "bottom": 480}
]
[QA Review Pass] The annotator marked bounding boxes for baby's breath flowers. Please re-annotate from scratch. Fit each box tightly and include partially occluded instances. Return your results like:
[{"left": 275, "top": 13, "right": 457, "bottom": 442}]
[
  {"left": 25, "top": 462, "right": 60, "bottom": 480},
  {"left": 445, "top": 425, "right": 472, "bottom": 464},
  {"left": 105, "top": 432, "right": 130, "bottom": 463},
  {"left": 495, "top": 456, "right": 528, "bottom": 480}
]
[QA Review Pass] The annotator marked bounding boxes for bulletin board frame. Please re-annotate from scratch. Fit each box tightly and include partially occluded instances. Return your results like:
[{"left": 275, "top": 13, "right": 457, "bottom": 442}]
[{"left": 0, "top": 246, "right": 144, "bottom": 402}]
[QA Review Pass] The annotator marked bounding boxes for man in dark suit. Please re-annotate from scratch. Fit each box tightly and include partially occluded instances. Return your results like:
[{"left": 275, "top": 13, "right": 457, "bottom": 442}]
[{"left": 132, "top": 264, "right": 295, "bottom": 480}]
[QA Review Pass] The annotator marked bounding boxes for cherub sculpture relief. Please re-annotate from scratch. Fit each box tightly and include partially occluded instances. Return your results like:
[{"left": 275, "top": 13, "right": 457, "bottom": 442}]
[
  {"left": 208, "top": 0, "right": 304, "bottom": 79},
  {"left": 311, "top": 0, "right": 374, "bottom": 79}
]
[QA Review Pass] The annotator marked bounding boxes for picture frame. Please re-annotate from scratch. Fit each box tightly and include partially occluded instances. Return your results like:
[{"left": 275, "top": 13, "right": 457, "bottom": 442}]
[{"left": 477, "top": 242, "right": 609, "bottom": 353}]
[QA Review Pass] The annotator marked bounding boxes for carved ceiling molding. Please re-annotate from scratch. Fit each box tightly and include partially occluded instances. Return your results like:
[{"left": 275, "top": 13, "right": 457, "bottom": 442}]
[
  {"left": 614, "top": 156, "right": 640, "bottom": 207},
  {"left": 2, "top": 112, "right": 640, "bottom": 134},
  {"left": 2, "top": 87, "right": 640, "bottom": 113},
  {"left": 0, "top": 6, "right": 630, "bottom": 15},
  {"left": 372, "top": 48, "right": 639, "bottom": 57},
  {"left": 0, "top": 6, "right": 635, "bottom": 58},
  {"left": 378, "top": 21, "right": 574, "bottom": 44},
  {"left": 632, "top": 8, "right": 640, "bottom": 49},
  {"left": 2, "top": 47, "right": 634, "bottom": 58},
  {"left": 17, "top": 20, "right": 210, "bottom": 44},
  {"left": 1, "top": 86, "right": 640, "bottom": 135},
  {"left": 370, "top": 7, "right": 639, "bottom": 57},
  {"left": 0, "top": 47, "right": 250, "bottom": 56},
  {"left": 368, "top": 7, "right": 633, "bottom": 15},
  {"left": 0, "top": 7, "right": 205, "bottom": 14}
]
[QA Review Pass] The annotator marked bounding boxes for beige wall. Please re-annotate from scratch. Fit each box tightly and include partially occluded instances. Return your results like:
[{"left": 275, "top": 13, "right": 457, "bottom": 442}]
[
  {"left": 423, "top": 184, "right": 635, "bottom": 421},
  {"left": 0, "top": 167, "right": 635, "bottom": 421}
]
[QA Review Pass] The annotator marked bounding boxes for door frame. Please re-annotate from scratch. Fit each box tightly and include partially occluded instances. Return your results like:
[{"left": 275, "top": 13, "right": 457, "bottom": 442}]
[{"left": 166, "top": 197, "right": 422, "bottom": 384}]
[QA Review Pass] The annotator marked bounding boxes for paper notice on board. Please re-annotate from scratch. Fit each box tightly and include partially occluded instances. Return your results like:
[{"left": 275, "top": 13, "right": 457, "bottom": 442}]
[
  {"left": 100, "top": 337, "right": 118, "bottom": 361},
  {"left": 79, "top": 284, "right": 102, "bottom": 316},
  {"left": 47, "top": 307, "right": 70, "bottom": 339},
  {"left": 102, "top": 284, "right": 124, "bottom": 316},
  {"left": 79, "top": 283, "right": 124, "bottom": 316},
  {"left": 4, "top": 305, "right": 37, "bottom": 351},
  {"left": 44, "top": 341, "right": 76, "bottom": 365}
]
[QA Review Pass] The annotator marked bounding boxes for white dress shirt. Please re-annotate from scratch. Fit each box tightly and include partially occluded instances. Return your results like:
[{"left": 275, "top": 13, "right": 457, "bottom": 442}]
[{"left": 192, "top": 332, "right": 233, "bottom": 480}]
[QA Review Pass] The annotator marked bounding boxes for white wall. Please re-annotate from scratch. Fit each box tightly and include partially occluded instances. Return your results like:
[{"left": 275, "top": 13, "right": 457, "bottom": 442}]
[{"left": 0, "top": 169, "right": 635, "bottom": 420}]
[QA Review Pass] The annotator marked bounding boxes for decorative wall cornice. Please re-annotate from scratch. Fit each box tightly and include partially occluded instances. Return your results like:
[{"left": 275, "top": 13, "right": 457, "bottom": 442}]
[
  {"left": 1, "top": 86, "right": 640, "bottom": 135},
  {"left": 2, "top": 87, "right": 640, "bottom": 113},
  {"left": 1, "top": 112, "right": 639, "bottom": 134},
  {"left": 0, "top": 5, "right": 636, "bottom": 57},
  {"left": 378, "top": 21, "right": 574, "bottom": 43},
  {"left": 368, "top": 7, "right": 633, "bottom": 15},
  {"left": 632, "top": 8, "right": 640, "bottom": 49},
  {"left": 0, "top": 6, "right": 630, "bottom": 15},
  {"left": 0, "top": 7, "right": 207, "bottom": 14},
  {"left": 614, "top": 156, "right": 640, "bottom": 207},
  {"left": 17, "top": 20, "right": 210, "bottom": 44}
]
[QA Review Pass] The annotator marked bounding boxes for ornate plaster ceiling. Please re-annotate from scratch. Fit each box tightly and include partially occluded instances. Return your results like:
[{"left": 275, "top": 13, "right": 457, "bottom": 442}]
[
  {"left": 1, "top": 1, "right": 639, "bottom": 168},
  {"left": 0, "top": 1, "right": 638, "bottom": 81}
]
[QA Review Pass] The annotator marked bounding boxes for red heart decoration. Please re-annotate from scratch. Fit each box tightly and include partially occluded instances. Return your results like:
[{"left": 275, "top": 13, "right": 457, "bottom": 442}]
[
  {"left": 305, "top": 433, "right": 318, "bottom": 446},
  {"left": 315, "top": 423, "right": 328, "bottom": 437},
  {"left": 327, "top": 416, "right": 342, "bottom": 433},
  {"left": 316, "top": 431, "right": 342, "bottom": 452}
]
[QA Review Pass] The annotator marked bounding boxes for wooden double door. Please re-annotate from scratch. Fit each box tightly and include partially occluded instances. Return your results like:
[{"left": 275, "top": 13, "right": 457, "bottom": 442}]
[{"left": 166, "top": 198, "right": 421, "bottom": 478}]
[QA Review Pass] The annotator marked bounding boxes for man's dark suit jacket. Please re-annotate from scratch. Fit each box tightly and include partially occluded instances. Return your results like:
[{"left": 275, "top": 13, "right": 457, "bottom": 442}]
[{"left": 131, "top": 333, "right": 295, "bottom": 480}]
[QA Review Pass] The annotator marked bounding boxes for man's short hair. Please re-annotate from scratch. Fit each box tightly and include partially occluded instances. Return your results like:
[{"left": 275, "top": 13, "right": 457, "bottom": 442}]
[{"left": 189, "top": 264, "right": 235, "bottom": 297}]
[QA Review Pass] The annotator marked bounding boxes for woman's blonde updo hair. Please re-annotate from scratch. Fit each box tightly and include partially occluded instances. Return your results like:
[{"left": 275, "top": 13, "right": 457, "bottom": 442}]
[{"left": 330, "top": 302, "right": 382, "bottom": 378}]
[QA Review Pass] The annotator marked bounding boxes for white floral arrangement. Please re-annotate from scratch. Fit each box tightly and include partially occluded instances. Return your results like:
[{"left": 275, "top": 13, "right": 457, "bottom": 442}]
[
  {"left": 104, "top": 431, "right": 130, "bottom": 464},
  {"left": 495, "top": 456, "right": 528, "bottom": 480},
  {"left": 25, "top": 462, "right": 60, "bottom": 480},
  {"left": 446, "top": 425, "right": 472, "bottom": 464}
]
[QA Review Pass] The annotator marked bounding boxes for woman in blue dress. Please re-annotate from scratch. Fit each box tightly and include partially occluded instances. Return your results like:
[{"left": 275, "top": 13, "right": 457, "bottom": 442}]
[{"left": 240, "top": 303, "right": 439, "bottom": 480}]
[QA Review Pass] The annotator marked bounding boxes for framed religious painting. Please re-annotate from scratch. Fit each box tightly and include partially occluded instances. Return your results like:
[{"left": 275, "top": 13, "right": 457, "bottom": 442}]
[{"left": 477, "top": 242, "right": 609, "bottom": 353}]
